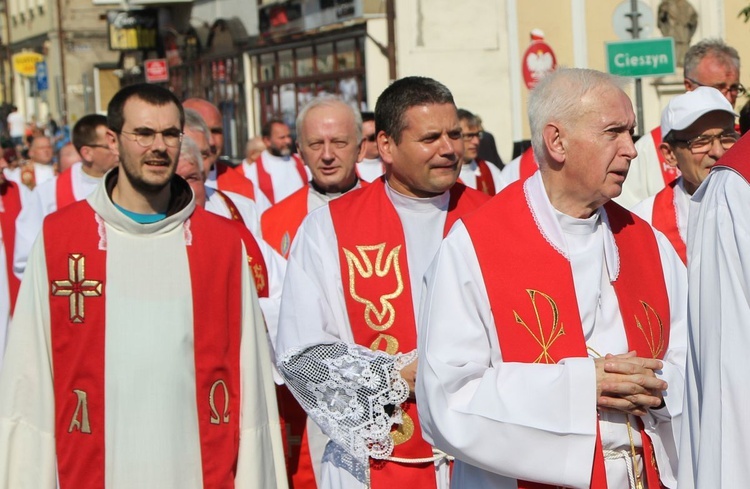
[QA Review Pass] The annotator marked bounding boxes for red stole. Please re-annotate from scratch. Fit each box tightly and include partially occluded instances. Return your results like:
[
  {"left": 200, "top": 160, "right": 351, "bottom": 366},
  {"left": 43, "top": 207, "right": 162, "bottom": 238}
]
[
  {"left": 463, "top": 182, "right": 670, "bottom": 489},
  {"left": 216, "top": 162, "right": 256, "bottom": 201},
  {"left": 650, "top": 127, "right": 681, "bottom": 186},
  {"left": 255, "top": 153, "right": 306, "bottom": 205},
  {"left": 45, "top": 203, "right": 243, "bottom": 489},
  {"left": 212, "top": 189, "right": 269, "bottom": 298},
  {"left": 55, "top": 168, "right": 77, "bottom": 209},
  {"left": 328, "top": 179, "right": 489, "bottom": 488},
  {"left": 713, "top": 129, "right": 750, "bottom": 182},
  {"left": 0, "top": 181, "right": 22, "bottom": 310},
  {"left": 519, "top": 148, "right": 538, "bottom": 181},
  {"left": 475, "top": 159, "right": 497, "bottom": 195},
  {"left": 461, "top": 159, "right": 498, "bottom": 196},
  {"left": 261, "top": 186, "right": 309, "bottom": 258},
  {"left": 651, "top": 179, "right": 686, "bottom": 265}
]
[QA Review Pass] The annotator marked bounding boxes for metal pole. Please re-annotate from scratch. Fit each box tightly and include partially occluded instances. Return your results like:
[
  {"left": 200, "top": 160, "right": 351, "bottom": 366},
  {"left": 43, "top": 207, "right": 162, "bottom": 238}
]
[
  {"left": 628, "top": 0, "right": 644, "bottom": 136},
  {"left": 386, "top": 0, "right": 396, "bottom": 82},
  {"left": 55, "top": 0, "right": 67, "bottom": 120},
  {"left": 2, "top": 0, "right": 13, "bottom": 104}
]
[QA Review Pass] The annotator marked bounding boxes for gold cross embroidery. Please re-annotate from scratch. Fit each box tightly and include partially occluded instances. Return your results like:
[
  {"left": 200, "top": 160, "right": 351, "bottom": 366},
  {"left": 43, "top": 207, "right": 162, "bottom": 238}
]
[
  {"left": 513, "top": 289, "right": 566, "bottom": 364},
  {"left": 51, "top": 253, "right": 103, "bottom": 323}
]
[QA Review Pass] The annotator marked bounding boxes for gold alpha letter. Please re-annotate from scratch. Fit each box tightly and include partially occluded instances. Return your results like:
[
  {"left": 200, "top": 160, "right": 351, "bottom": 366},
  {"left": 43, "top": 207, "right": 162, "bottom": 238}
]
[{"left": 68, "top": 389, "right": 91, "bottom": 434}]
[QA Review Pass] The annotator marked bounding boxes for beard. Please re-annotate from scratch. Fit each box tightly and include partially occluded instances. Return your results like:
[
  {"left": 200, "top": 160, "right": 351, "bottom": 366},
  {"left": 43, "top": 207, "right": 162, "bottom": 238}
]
[
  {"left": 120, "top": 152, "right": 177, "bottom": 195},
  {"left": 269, "top": 144, "right": 292, "bottom": 157}
]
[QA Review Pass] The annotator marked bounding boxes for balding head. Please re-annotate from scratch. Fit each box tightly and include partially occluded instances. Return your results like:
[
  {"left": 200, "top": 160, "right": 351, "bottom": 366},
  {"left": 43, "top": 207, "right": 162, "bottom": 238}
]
[
  {"left": 58, "top": 143, "right": 81, "bottom": 173},
  {"left": 245, "top": 136, "right": 265, "bottom": 163},
  {"left": 183, "top": 98, "right": 224, "bottom": 157},
  {"left": 29, "top": 136, "right": 53, "bottom": 165}
]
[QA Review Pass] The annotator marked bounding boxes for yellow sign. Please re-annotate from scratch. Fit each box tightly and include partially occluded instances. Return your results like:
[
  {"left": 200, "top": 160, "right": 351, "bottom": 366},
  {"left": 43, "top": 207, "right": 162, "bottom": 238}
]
[{"left": 12, "top": 52, "right": 44, "bottom": 77}]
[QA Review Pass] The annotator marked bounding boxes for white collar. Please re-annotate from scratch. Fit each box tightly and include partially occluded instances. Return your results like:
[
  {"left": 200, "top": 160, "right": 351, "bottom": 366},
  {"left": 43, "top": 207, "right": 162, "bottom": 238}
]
[
  {"left": 384, "top": 179, "right": 450, "bottom": 213},
  {"left": 524, "top": 172, "right": 620, "bottom": 281}
]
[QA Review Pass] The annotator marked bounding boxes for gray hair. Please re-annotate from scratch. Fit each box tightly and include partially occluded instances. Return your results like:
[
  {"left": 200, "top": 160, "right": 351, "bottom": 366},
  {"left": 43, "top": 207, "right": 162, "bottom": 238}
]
[
  {"left": 684, "top": 39, "right": 740, "bottom": 79},
  {"left": 180, "top": 135, "right": 203, "bottom": 173},
  {"left": 295, "top": 95, "right": 363, "bottom": 143},
  {"left": 184, "top": 108, "right": 211, "bottom": 146},
  {"left": 528, "top": 68, "right": 626, "bottom": 164}
]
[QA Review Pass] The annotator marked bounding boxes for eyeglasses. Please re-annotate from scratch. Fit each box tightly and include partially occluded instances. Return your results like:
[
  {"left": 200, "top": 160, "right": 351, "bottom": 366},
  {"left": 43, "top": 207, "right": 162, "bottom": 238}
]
[
  {"left": 85, "top": 144, "right": 110, "bottom": 150},
  {"left": 462, "top": 131, "right": 483, "bottom": 141},
  {"left": 685, "top": 76, "right": 746, "bottom": 96},
  {"left": 671, "top": 132, "right": 739, "bottom": 154},
  {"left": 119, "top": 129, "right": 183, "bottom": 148}
]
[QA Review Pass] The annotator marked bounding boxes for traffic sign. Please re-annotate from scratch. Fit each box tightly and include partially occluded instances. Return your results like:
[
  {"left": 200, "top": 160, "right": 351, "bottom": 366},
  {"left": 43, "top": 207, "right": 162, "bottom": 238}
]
[
  {"left": 144, "top": 58, "right": 169, "bottom": 83},
  {"left": 606, "top": 38, "right": 675, "bottom": 78},
  {"left": 36, "top": 61, "right": 48, "bottom": 91},
  {"left": 612, "top": 0, "right": 654, "bottom": 40}
]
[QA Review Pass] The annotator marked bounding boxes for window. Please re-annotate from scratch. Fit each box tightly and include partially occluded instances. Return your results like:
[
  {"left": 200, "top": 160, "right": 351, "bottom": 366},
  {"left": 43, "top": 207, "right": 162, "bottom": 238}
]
[{"left": 253, "top": 29, "right": 366, "bottom": 135}]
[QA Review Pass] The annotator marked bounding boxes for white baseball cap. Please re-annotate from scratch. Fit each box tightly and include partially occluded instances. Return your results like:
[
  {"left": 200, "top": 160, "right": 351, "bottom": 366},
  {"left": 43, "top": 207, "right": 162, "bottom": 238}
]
[{"left": 661, "top": 86, "right": 737, "bottom": 138}]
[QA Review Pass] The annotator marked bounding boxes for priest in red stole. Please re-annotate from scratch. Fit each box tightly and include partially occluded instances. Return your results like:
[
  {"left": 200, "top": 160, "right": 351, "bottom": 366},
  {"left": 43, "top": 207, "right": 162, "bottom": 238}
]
[
  {"left": 276, "top": 77, "right": 489, "bottom": 489},
  {"left": 13, "top": 114, "right": 119, "bottom": 279},
  {"left": 632, "top": 86, "right": 737, "bottom": 265},
  {"left": 0, "top": 83, "right": 287, "bottom": 488},
  {"left": 417, "top": 68, "right": 686, "bottom": 489},
  {"left": 263, "top": 95, "right": 368, "bottom": 488},
  {"left": 456, "top": 108, "right": 502, "bottom": 195},
  {"left": 241, "top": 119, "right": 308, "bottom": 206},
  {"left": 616, "top": 39, "right": 741, "bottom": 209}
]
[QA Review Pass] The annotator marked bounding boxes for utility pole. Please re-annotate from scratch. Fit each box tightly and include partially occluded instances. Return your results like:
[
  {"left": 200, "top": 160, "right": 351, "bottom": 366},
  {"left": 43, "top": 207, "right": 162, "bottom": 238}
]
[
  {"left": 386, "top": 0, "right": 396, "bottom": 82},
  {"left": 626, "top": 0, "right": 644, "bottom": 135}
]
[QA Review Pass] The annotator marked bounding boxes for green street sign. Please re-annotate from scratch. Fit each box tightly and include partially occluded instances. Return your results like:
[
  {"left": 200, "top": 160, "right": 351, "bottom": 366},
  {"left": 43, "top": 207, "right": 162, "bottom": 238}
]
[{"left": 605, "top": 38, "right": 675, "bottom": 78}]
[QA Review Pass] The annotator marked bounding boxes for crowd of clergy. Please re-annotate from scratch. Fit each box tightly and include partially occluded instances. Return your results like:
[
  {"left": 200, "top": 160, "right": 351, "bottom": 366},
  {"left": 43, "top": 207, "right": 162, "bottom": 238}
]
[{"left": 0, "top": 36, "right": 747, "bottom": 489}]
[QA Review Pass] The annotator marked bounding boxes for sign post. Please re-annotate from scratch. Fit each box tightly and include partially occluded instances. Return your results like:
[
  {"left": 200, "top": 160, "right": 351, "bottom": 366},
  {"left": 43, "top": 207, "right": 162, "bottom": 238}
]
[
  {"left": 606, "top": 38, "right": 675, "bottom": 78},
  {"left": 606, "top": 37, "right": 675, "bottom": 135}
]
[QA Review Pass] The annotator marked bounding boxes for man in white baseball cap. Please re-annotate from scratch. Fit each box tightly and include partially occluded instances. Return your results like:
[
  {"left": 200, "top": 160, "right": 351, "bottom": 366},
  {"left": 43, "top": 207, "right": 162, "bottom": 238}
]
[{"left": 632, "top": 86, "right": 737, "bottom": 264}]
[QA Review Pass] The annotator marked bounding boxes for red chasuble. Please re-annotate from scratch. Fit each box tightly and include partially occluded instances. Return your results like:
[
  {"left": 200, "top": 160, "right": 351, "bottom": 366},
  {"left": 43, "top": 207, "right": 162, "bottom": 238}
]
[
  {"left": 0, "top": 181, "right": 22, "bottom": 310},
  {"left": 255, "top": 153, "right": 307, "bottom": 205},
  {"left": 462, "top": 181, "right": 670, "bottom": 489},
  {"left": 651, "top": 127, "right": 681, "bottom": 186},
  {"left": 261, "top": 186, "right": 310, "bottom": 258},
  {"left": 44, "top": 202, "right": 244, "bottom": 489},
  {"left": 714, "top": 129, "right": 750, "bottom": 182},
  {"left": 519, "top": 148, "right": 538, "bottom": 182},
  {"left": 216, "top": 162, "right": 256, "bottom": 201},
  {"left": 328, "top": 179, "right": 489, "bottom": 489},
  {"left": 55, "top": 168, "right": 77, "bottom": 209},
  {"left": 651, "top": 179, "right": 686, "bottom": 265}
]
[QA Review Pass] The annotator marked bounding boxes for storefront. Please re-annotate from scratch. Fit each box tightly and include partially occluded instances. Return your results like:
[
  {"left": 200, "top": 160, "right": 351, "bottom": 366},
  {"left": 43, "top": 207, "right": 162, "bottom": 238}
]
[
  {"left": 169, "top": 19, "right": 249, "bottom": 159},
  {"left": 249, "top": 24, "right": 367, "bottom": 134}
]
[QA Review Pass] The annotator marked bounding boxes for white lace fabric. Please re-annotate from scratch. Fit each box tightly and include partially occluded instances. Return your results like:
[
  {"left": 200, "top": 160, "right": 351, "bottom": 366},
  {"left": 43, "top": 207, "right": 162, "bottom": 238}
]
[{"left": 278, "top": 342, "right": 417, "bottom": 462}]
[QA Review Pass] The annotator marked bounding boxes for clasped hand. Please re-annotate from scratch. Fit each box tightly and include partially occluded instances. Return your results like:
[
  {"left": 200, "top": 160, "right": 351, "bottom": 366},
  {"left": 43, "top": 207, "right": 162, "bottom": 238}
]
[{"left": 595, "top": 351, "right": 666, "bottom": 416}]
